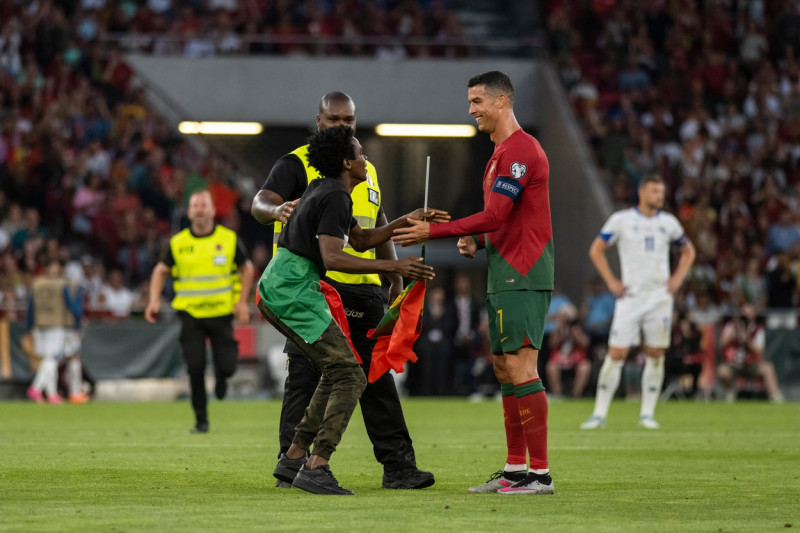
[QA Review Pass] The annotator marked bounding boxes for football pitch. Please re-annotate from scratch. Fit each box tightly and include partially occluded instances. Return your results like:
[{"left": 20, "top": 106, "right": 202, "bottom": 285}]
[{"left": 1, "top": 398, "right": 797, "bottom": 532}]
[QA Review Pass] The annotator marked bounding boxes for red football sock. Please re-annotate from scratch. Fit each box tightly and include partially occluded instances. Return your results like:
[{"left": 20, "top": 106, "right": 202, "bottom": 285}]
[
  {"left": 515, "top": 378, "right": 548, "bottom": 471},
  {"left": 500, "top": 382, "right": 527, "bottom": 466}
]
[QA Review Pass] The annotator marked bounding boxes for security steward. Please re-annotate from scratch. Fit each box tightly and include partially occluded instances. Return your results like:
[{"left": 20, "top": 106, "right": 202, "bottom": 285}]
[
  {"left": 251, "top": 91, "right": 434, "bottom": 489},
  {"left": 147, "top": 189, "right": 254, "bottom": 433}
]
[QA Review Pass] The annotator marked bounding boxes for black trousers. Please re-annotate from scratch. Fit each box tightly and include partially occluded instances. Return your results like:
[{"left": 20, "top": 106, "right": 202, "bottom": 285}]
[
  {"left": 278, "top": 280, "right": 417, "bottom": 472},
  {"left": 178, "top": 312, "right": 238, "bottom": 425}
]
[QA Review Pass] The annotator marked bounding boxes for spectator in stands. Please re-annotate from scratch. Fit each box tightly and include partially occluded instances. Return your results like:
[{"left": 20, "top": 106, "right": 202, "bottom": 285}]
[
  {"left": 451, "top": 274, "right": 482, "bottom": 397},
  {"left": 540, "top": 286, "right": 574, "bottom": 388},
  {"left": 717, "top": 304, "right": 784, "bottom": 403},
  {"left": 546, "top": 306, "right": 591, "bottom": 399},
  {"left": 408, "top": 285, "right": 454, "bottom": 396},
  {"left": 664, "top": 310, "right": 706, "bottom": 400},
  {"left": 72, "top": 172, "right": 106, "bottom": 236},
  {"left": 11, "top": 208, "right": 47, "bottom": 251},
  {"left": 99, "top": 268, "right": 135, "bottom": 320},
  {"left": 766, "top": 252, "right": 796, "bottom": 308},
  {"left": 733, "top": 257, "right": 767, "bottom": 312},
  {"left": 581, "top": 276, "right": 615, "bottom": 360},
  {"left": 766, "top": 210, "right": 800, "bottom": 257}
]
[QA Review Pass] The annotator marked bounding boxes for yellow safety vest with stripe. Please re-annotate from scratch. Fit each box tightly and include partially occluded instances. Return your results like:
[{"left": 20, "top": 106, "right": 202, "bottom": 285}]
[
  {"left": 170, "top": 225, "right": 239, "bottom": 318},
  {"left": 273, "top": 144, "right": 382, "bottom": 286}
]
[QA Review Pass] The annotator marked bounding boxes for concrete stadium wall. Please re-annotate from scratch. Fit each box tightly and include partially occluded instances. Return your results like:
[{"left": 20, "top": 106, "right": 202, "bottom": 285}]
[{"left": 125, "top": 56, "right": 540, "bottom": 126}]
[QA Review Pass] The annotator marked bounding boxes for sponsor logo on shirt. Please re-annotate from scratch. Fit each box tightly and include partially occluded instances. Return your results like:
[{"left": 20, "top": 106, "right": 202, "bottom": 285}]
[
  {"left": 510, "top": 162, "right": 528, "bottom": 179},
  {"left": 345, "top": 308, "right": 365, "bottom": 318}
]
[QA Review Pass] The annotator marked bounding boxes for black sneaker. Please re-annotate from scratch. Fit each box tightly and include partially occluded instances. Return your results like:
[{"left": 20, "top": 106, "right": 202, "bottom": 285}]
[
  {"left": 275, "top": 480, "right": 293, "bottom": 489},
  {"left": 214, "top": 379, "right": 227, "bottom": 400},
  {"left": 382, "top": 467, "right": 435, "bottom": 489},
  {"left": 273, "top": 453, "right": 307, "bottom": 484},
  {"left": 292, "top": 464, "right": 353, "bottom": 495},
  {"left": 190, "top": 422, "right": 209, "bottom": 434}
]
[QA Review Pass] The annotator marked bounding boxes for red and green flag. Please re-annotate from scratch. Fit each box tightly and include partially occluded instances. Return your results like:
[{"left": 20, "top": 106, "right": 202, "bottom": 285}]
[{"left": 366, "top": 279, "right": 425, "bottom": 383}]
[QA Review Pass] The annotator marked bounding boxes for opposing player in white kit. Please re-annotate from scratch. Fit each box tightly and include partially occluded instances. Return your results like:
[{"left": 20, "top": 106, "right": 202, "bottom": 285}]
[{"left": 581, "top": 175, "right": 695, "bottom": 429}]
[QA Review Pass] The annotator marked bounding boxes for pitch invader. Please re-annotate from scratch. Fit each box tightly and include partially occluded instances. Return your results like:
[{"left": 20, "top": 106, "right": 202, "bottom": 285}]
[{"left": 581, "top": 175, "right": 695, "bottom": 430}]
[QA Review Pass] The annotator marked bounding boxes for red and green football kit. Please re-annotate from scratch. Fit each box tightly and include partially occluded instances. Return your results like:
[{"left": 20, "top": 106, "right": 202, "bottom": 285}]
[
  {"left": 429, "top": 128, "right": 554, "bottom": 294},
  {"left": 429, "top": 127, "right": 553, "bottom": 471}
]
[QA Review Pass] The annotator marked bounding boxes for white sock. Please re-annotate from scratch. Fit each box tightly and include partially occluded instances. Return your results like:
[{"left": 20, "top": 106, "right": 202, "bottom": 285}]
[
  {"left": 530, "top": 469, "right": 549, "bottom": 476},
  {"left": 31, "top": 359, "right": 48, "bottom": 391},
  {"left": 640, "top": 357, "right": 664, "bottom": 418},
  {"left": 67, "top": 359, "right": 83, "bottom": 396},
  {"left": 38, "top": 358, "right": 59, "bottom": 397},
  {"left": 505, "top": 463, "right": 526, "bottom": 473},
  {"left": 592, "top": 357, "right": 624, "bottom": 418}
]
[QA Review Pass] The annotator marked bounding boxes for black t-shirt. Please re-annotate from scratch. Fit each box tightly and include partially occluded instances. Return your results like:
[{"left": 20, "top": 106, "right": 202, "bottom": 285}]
[
  {"left": 261, "top": 152, "right": 385, "bottom": 218},
  {"left": 279, "top": 177, "right": 356, "bottom": 275},
  {"left": 262, "top": 154, "right": 308, "bottom": 201}
]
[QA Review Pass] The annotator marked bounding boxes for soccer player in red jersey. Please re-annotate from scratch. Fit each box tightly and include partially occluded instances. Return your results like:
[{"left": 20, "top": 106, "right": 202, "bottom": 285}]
[{"left": 394, "top": 71, "right": 555, "bottom": 495}]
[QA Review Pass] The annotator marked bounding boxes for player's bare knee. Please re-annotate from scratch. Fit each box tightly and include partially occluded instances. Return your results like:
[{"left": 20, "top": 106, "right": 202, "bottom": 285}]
[{"left": 493, "top": 356, "right": 510, "bottom": 382}]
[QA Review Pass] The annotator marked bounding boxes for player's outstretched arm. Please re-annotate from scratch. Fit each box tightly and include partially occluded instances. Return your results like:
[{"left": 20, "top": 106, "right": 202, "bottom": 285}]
[
  {"left": 349, "top": 208, "right": 448, "bottom": 252},
  {"left": 251, "top": 189, "right": 299, "bottom": 225},
  {"left": 394, "top": 182, "right": 516, "bottom": 246},
  {"left": 320, "top": 235, "right": 434, "bottom": 280}
]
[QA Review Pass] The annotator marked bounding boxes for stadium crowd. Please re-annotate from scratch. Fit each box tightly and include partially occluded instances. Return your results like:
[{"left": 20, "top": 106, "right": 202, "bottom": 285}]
[
  {"left": 548, "top": 0, "right": 800, "bottom": 315},
  {"left": 0, "top": 0, "right": 791, "bottom": 400},
  {"left": 0, "top": 0, "right": 467, "bottom": 314},
  {"left": 544, "top": 0, "right": 799, "bottom": 401},
  {"left": 1, "top": 0, "right": 469, "bottom": 61}
]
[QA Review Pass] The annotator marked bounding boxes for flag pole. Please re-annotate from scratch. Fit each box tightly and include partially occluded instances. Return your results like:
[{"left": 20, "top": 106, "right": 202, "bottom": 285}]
[
  {"left": 424, "top": 155, "right": 430, "bottom": 213},
  {"left": 423, "top": 156, "right": 430, "bottom": 261}
]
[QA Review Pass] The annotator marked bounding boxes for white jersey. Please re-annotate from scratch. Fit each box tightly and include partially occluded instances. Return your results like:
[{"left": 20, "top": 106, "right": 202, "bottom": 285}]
[{"left": 599, "top": 208, "right": 686, "bottom": 298}]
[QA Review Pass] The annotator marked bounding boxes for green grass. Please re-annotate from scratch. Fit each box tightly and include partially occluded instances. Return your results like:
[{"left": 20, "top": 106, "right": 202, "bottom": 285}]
[{"left": 1, "top": 398, "right": 798, "bottom": 532}]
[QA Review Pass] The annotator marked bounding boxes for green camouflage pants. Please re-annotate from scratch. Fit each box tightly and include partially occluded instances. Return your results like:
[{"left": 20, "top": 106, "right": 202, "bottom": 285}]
[{"left": 258, "top": 300, "right": 366, "bottom": 460}]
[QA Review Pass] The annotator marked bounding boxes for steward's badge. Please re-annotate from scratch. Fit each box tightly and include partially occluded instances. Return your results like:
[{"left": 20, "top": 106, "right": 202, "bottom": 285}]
[
  {"left": 213, "top": 255, "right": 227, "bottom": 266},
  {"left": 368, "top": 188, "right": 379, "bottom": 206}
]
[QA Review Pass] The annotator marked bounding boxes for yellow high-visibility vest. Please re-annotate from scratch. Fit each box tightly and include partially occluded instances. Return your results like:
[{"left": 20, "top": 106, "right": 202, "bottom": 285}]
[
  {"left": 170, "top": 225, "right": 239, "bottom": 318},
  {"left": 273, "top": 144, "right": 382, "bottom": 286}
]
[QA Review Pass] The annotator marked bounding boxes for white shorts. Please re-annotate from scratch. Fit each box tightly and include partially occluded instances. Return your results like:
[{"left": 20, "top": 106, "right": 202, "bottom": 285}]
[
  {"left": 33, "top": 328, "right": 67, "bottom": 360},
  {"left": 608, "top": 294, "right": 673, "bottom": 349},
  {"left": 64, "top": 331, "right": 82, "bottom": 357}
]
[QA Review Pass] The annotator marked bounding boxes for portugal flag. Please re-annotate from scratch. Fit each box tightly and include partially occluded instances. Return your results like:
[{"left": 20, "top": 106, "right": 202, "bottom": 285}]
[{"left": 366, "top": 279, "right": 425, "bottom": 383}]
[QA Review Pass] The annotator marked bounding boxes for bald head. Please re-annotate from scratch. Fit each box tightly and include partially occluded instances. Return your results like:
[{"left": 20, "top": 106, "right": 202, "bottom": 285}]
[{"left": 317, "top": 91, "right": 356, "bottom": 132}]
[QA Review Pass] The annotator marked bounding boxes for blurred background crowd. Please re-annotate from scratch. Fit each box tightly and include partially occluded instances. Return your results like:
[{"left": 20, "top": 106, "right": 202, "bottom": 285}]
[{"left": 0, "top": 0, "right": 796, "bottom": 401}]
